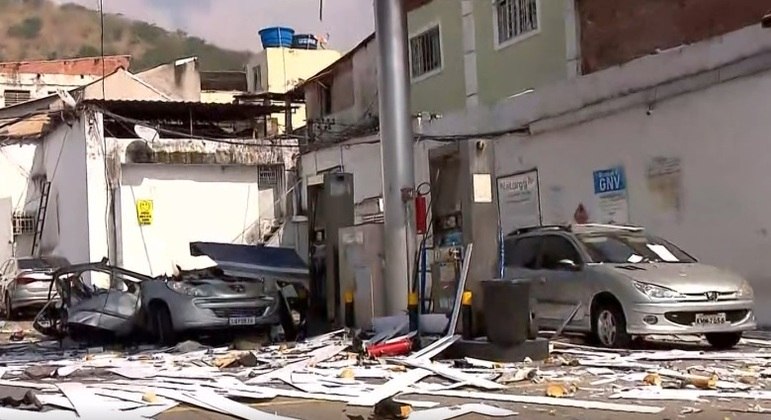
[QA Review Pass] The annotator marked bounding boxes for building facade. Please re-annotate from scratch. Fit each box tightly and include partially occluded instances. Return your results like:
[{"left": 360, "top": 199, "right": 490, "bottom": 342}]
[{"left": 0, "top": 55, "right": 130, "bottom": 108}]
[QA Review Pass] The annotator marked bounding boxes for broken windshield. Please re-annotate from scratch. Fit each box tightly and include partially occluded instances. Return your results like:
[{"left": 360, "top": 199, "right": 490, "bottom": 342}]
[{"left": 578, "top": 233, "right": 696, "bottom": 264}]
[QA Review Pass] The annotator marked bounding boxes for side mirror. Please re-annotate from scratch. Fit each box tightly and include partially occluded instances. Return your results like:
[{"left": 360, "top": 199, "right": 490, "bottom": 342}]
[{"left": 557, "top": 259, "right": 580, "bottom": 271}]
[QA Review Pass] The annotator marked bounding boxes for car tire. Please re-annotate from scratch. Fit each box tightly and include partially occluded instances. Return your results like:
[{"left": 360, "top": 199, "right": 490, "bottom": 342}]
[
  {"left": 527, "top": 310, "right": 539, "bottom": 340},
  {"left": 592, "top": 302, "right": 631, "bottom": 348},
  {"left": 152, "top": 304, "right": 176, "bottom": 345},
  {"left": 705, "top": 332, "right": 742, "bottom": 349}
]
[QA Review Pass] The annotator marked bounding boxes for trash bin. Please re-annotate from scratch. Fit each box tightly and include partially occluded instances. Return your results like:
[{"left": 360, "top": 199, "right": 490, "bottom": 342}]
[{"left": 482, "top": 278, "right": 535, "bottom": 346}]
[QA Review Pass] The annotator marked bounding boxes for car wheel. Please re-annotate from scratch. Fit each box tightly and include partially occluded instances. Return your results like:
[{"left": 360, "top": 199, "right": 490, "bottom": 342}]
[
  {"left": 592, "top": 303, "right": 631, "bottom": 348},
  {"left": 705, "top": 332, "right": 742, "bottom": 349},
  {"left": 152, "top": 304, "right": 176, "bottom": 345},
  {"left": 527, "top": 310, "right": 539, "bottom": 340}
]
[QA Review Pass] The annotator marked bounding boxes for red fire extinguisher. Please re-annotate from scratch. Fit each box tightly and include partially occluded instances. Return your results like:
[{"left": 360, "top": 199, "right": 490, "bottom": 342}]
[{"left": 415, "top": 195, "right": 427, "bottom": 234}]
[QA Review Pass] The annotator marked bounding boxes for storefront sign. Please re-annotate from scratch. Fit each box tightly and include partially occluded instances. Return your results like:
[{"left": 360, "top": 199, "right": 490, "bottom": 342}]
[{"left": 497, "top": 169, "right": 541, "bottom": 236}]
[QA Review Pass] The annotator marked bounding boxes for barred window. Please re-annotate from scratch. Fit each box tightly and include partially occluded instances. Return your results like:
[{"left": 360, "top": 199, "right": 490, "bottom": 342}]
[
  {"left": 495, "top": 0, "right": 539, "bottom": 46},
  {"left": 409, "top": 25, "right": 442, "bottom": 79},
  {"left": 12, "top": 212, "right": 35, "bottom": 235},
  {"left": 258, "top": 164, "right": 283, "bottom": 188},
  {"left": 3, "top": 89, "right": 32, "bottom": 107}
]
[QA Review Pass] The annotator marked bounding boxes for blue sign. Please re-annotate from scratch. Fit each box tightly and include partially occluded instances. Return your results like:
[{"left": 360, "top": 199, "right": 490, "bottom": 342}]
[{"left": 593, "top": 166, "right": 626, "bottom": 194}]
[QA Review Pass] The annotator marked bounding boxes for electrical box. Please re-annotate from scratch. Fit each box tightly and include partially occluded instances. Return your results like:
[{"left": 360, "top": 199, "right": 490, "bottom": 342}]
[{"left": 338, "top": 223, "right": 385, "bottom": 329}]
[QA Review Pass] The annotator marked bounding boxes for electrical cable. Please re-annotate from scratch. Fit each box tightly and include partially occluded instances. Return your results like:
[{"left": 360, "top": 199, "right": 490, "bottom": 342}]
[{"left": 95, "top": 106, "right": 304, "bottom": 148}]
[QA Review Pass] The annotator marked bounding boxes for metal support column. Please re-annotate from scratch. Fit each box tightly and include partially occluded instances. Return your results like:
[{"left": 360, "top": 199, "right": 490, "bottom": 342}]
[{"left": 375, "top": 0, "right": 416, "bottom": 316}]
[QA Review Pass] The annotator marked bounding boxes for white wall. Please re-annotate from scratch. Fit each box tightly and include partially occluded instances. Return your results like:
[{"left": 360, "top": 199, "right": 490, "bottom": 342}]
[
  {"left": 494, "top": 67, "right": 771, "bottom": 326},
  {"left": 35, "top": 118, "right": 91, "bottom": 264},
  {"left": 118, "top": 164, "right": 263, "bottom": 276},
  {"left": 298, "top": 136, "right": 439, "bottom": 218},
  {"left": 0, "top": 143, "right": 36, "bottom": 213},
  {"left": 0, "top": 73, "right": 102, "bottom": 108}
]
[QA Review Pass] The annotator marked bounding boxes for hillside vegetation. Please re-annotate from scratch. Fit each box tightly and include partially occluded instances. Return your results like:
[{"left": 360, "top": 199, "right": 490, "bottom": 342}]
[{"left": 0, "top": 0, "right": 253, "bottom": 71}]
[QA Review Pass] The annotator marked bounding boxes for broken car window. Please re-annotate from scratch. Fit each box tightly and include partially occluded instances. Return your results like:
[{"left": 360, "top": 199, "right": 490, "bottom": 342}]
[{"left": 578, "top": 233, "right": 696, "bottom": 264}]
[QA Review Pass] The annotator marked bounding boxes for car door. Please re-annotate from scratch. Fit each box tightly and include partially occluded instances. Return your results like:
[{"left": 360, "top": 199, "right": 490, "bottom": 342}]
[
  {"left": 0, "top": 259, "right": 9, "bottom": 306},
  {"left": 503, "top": 235, "right": 546, "bottom": 316},
  {"left": 537, "top": 235, "right": 589, "bottom": 329}
]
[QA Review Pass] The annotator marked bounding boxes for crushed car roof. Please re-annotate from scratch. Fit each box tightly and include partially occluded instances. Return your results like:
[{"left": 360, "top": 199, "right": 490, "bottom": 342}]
[{"left": 189, "top": 242, "right": 308, "bottom": 280}]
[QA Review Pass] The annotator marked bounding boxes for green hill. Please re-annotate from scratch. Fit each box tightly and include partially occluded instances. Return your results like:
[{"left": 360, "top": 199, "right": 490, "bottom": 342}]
[{"left": 0, "top": 0, "right": 253, "bottom": 71}]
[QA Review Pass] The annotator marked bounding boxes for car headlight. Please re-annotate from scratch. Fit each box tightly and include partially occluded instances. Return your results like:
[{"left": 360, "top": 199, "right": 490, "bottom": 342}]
[
  {"left": 737, "top": 280, "right": 754, "bottom": 299},
  {"left": 167, "top": 281, "right": 209, "bottom": 297},
  {"left": 633, "top": 281, "right": 685, "bottom": 300}
]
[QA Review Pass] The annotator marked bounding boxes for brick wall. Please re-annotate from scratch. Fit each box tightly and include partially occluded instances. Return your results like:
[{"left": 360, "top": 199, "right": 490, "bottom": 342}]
[{"left": 578, "top": 0, "right": 771, "bottom": 74}]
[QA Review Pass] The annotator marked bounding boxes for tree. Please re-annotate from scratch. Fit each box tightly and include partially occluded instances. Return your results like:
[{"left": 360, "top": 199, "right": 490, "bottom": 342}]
[{"left": 7, "top": 17, "right": 43, "bottom": 40}]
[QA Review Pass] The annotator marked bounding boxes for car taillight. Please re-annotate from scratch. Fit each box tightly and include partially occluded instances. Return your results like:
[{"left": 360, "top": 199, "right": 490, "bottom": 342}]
[{"left": 15, "top": 276, "right": 37, "bottom": 285}]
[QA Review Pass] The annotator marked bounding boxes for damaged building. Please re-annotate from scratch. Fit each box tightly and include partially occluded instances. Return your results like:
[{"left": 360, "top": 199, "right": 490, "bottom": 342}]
[{"left": 0, "top": 63, "right": 300, "bottom": 285}]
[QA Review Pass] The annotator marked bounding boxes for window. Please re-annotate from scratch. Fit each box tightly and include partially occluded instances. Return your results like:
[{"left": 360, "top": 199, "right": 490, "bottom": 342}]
[
  {"left": 504, "top": 236, "right": 542, "bottom": 269},
  {"left": 252, "top": 65, "right": 263, "bottom": 91},
  {"left": 409, "top": 25, "right": 442, "bottom": 79},
  {"left": 540, "top": 236, "right": 581, "bottom": 270},
  {"left": 495, "top": 0, "right": 539, "bottom": 46},
  {"left": 320, "top": 83, "right": 333, "bottom": 116},
  {"left": 577, "top": 233, "right": 697, "bottom": 264},
  {"left": 12, "top": 212, "right": 35, "bottom": 235},
  {"left": 3, "top": 89, "right": 31, "bottom": 107},
  {"left": 258, "top": 164, "right": 283, "bottom": 188}
]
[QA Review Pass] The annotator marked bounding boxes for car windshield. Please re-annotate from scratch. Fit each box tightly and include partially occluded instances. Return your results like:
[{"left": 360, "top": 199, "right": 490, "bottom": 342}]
[
  {"left": 17, "top": 256, "right": 69, "bottom": 270},
  {"left": 577, "top": 233, "right": 696, "bottom": 264}
]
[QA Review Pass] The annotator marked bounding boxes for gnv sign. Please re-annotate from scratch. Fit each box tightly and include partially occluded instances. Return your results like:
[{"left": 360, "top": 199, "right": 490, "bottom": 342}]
[{"left": 593, "top": 166, "right": 626, "bottom": 194}]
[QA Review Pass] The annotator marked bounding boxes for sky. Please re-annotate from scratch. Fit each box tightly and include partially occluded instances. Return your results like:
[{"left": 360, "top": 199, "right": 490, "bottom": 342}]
[{"left": 55, "top": 0, "right": 375, "bottom": 53}]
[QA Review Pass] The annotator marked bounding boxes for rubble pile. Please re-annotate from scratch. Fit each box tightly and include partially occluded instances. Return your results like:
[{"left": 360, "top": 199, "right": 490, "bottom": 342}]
[{"left": 0, "top": 331, "right": 771, "bottom": 419}]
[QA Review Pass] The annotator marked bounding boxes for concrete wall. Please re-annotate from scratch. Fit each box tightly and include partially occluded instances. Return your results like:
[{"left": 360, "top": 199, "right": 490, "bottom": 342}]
[
  {"left": 135, "top": 58, "right": 201, "bottom": 102},
  {"left": 472, "top": 0, "right": 568, "bottom": 104},
  {"left": 117, "top": 164, "right": 264, "bottom": 276},
  {"left": 247, "top": 48, "right": 341, "bottom": 95},
  {"left": 494, "top": 67, "right": 771, "bottom": 326},
  {"left": 0, "top": 143, "right": 36, "bottom": 214},
  {"left": 578, "top": 0, "right": 771, "bottom": 74},
  {"left": 304, "top": 39, "right": 379, "bottom": 124},
  {"left": 0, "top": 73, "right": 102, "bottom": 108},
  {"left": 29, "top": 118, "right": 91, "bottom": 264},
  {"left": 408, "top": 0, "right": 467, "bottom": 114}
]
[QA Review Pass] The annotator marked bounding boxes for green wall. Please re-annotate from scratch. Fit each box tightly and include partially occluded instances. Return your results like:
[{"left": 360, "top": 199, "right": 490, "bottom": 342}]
[
  {"left": 473, "top": 0, "right": 568, "bottom": 104},
  {"left": 407, "top": 0, "right": 467, "bottom": 114}
]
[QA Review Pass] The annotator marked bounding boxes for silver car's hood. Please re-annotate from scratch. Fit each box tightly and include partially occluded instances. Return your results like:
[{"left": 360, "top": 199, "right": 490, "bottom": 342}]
[{"left": 604, "top": 263, "right": 746, "bottom": 294}]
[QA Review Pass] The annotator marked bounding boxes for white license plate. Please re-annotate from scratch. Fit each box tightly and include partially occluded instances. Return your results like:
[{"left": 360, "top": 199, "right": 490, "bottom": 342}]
[
  {"left": 229, "top": 317, "right": 257, "bottom": 326},
  {"left": 694, "top": 312, "right": 727, "bottom": 325}
]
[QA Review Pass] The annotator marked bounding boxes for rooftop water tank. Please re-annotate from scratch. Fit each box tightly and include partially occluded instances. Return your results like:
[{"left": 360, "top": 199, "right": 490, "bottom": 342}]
[
  {"left": 292, "top": 34, "right": 319, "bottom": 50},
  {"left": 259, "top": 27, "right": 295, "bottom": 49}
]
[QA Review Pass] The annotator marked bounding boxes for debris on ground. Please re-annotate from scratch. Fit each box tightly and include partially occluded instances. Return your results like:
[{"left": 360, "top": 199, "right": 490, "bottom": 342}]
[{"left": 0, "top": 332, "right": 770, "bottom": 418}]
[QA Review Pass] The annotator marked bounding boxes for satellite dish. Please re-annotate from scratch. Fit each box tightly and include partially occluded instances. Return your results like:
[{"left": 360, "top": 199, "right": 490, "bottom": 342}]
[{"left": 134, "top": 125, "right": 159, "bottom": 142}]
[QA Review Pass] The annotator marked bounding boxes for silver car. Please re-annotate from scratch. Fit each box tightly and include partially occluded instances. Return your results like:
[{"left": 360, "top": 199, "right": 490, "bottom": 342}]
[
  {"left": 503, "top": 224, "right": 756, "bottom": 349},
  {"left": 34, "top": 244, "right": 309, "bottom": 344},
  {"left": 0, "top": 256, "right": 69, "bottom": 319}
]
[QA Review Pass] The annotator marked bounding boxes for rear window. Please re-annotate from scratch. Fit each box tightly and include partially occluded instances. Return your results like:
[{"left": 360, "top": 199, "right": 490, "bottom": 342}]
[
  {"left": 17, "top": 256, "right": 69, "bottom": 270},
  {"left": 17, "top": 258, "right": 50, "bottom": 270}
]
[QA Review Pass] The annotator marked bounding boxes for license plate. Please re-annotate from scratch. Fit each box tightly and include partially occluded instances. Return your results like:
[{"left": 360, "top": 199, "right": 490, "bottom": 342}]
[
  {"left": 229, "top": 317, "right": 257, "bottom": 326},
  {"left": 694, "top": 312, "right": 727, "bottom": 325}
]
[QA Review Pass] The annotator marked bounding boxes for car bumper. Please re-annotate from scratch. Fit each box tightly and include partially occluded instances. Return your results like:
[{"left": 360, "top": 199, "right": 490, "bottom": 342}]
[
  {"left": 169, "top": 297, "right": 281, "bottom": 332},
  {"left": 626, "top": 299, "right": 756, "bottom": 335}
]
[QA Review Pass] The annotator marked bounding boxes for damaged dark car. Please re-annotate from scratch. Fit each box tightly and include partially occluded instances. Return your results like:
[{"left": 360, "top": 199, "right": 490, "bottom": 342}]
[{"left": 33, "top": 243, "right": 309, "bottom": 344}]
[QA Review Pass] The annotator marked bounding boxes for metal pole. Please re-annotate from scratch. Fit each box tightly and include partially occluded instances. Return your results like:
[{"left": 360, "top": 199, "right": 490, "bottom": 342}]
[{"left": 375, "top": 0, "right": 416, "bottom": 316}]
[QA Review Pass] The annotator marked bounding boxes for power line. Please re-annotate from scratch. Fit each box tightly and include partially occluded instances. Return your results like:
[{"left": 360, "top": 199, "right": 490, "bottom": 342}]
[{"left": 98, "top": 0, "right": 106, "bottom": 99}]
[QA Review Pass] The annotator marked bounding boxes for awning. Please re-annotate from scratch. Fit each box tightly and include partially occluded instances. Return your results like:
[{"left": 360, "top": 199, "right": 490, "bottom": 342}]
[{"left": 189, "top": 242, "right": 308, "bottom": 283}]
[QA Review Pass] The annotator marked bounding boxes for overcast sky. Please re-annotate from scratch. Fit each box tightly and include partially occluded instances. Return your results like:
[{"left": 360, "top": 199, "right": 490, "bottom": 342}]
[{"left": 56, "top": 0, "right": 375, "bottom": 53}]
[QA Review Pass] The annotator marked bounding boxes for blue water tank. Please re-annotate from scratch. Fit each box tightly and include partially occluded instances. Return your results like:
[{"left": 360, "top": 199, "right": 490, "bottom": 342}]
[
  {"left": 292, "top": 34, "right": 319, "bottom": 50},
  {"left": 259, "top": 27, "right": 295, "bottom": 49}
]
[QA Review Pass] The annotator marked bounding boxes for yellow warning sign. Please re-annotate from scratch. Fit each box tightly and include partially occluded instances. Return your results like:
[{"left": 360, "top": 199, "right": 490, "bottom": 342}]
[{"left": 136, "top": 199, "right": 153, "bottom": 225}]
